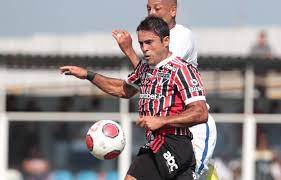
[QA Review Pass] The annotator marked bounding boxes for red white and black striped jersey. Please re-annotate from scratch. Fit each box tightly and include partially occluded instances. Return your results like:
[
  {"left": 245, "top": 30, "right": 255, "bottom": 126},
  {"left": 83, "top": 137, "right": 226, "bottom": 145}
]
[{"left": 126, "top": 54, "right": 206, "bottom": 117}]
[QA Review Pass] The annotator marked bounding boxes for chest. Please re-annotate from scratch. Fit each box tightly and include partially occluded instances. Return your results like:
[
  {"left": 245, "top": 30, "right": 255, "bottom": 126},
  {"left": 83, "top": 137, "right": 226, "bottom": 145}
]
[{"left": 139, "top": 65, "right": 177, "bottom": 91}]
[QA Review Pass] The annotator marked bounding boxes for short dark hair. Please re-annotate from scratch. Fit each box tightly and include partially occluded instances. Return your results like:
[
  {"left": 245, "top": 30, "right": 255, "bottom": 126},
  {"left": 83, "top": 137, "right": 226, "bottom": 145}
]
[{"left": 137, "top": 16, "right": 170, "bottom": 42}]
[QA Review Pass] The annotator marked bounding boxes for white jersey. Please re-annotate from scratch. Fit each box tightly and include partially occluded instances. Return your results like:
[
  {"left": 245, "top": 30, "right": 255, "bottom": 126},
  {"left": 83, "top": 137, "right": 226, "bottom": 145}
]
[
  {"left": 170, "top": 24, "right": 198, "bottom": 67},
  {"left": 170, "top": 24, "right": 217, "bottom": 178},
  {"left": 191, "top": 114, "right": 217, "bottom": 178}
]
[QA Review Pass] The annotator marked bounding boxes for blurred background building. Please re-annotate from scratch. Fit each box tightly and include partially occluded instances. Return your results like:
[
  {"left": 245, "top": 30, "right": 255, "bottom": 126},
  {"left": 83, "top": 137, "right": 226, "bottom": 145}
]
[{"left": 0, "top": 0, "right": 281, "bottom": 180}]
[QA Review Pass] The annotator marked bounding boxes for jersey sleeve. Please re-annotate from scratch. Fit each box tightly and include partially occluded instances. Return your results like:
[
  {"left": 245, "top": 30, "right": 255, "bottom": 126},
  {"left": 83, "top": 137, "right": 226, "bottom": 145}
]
[
  {"left": 174, "top": 65, "right": 206, "bottom": 105},
  {"left": 125, "top": 60, "right": 145, "bottom": 89}
]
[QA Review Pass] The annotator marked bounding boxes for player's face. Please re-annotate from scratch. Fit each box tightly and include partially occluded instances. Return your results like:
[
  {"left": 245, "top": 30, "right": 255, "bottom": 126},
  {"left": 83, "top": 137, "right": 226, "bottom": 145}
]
[
  {"left": 147, "top": 0, "right": 176, "bottom": 28},
  {"left": 138, "top": 30, "right": 169, "bottom": 66}
]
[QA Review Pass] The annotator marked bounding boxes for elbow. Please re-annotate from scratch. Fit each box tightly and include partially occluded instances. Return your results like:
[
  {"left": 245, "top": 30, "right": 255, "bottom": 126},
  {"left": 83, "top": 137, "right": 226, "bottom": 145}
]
[
  {"left": 185, "top": 101, "right": 209, "bottom": 126},
  {"left": 120, "top": 95, "right": 131, "bottom": 99},
  {"left": 196, "top": 106, "right": 208, "bottom": 124},
  {"left": 118, "top": 93, "right": 129, "bottom": 99},
  {"left": 120, "top": 90, "right": 136, "bottom": 99},
  {"left": 119, "top": 92, "right": 133, "bottom": 99},
  {"left": 199, "top": 110, "right": 208, "bottom": 124},
  {"left": 109, "top": 87, "right": 131, "bottom": 99}
]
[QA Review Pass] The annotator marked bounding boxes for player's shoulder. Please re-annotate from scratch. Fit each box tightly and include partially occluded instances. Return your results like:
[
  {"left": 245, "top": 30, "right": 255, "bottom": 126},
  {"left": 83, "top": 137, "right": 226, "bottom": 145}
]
[
  {"left": 171, "top": 24, "right": 195, "bottom": 44},
  {"left": 159, "top": 54, "right": 194, "bottom": 72},
  {"left": 174, "top": 24, "right": 192, "bottom": 32},
  {"left": 135, "top": 59, "right": 149, "bottom": 71},
  {"left": 168, "top": 55, "right": 192, "bottom": 70},
  {"left": 139, "top": 59, "right": 150, "bottom": 66},
  {"left": 172, "top": 24, "right": 193, "bottom": 36}
]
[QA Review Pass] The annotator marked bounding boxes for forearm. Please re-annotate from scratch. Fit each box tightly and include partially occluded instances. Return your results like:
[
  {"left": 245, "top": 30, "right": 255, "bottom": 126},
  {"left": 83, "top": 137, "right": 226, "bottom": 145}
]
[
  {"left": 90, "top": 73, "right": 130, "bottom": 98},
  {"left": 124, "top": 48, "right": 140, "bottom": 69},
  {"left": 59, "top": 66, "right": 135, "bottom": 98},
  {"left": 162, "top": 102, "right": 208, "bottom": 127}
]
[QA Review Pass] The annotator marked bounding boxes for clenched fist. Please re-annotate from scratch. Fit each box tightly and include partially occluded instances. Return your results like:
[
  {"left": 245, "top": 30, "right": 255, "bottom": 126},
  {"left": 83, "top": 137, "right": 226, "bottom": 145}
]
[
  {"left": 137, "top": 116, "right": 165, "bottom": 131},
  {"left": 112, "top": 29, "right": 133, "bottom": 55}
]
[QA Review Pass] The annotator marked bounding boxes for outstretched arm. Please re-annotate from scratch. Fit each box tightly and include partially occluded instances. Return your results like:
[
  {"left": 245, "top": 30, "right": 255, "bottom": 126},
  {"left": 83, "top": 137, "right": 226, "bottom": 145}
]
[
  {"left": 137, "top": 100, "right": 208, "bottom": 131},
  {"left": 112, "top": 30, "right": 140, "bottom": 69},
  {"left": 60, "top": 66, "right": 138, "bottom": 99}
]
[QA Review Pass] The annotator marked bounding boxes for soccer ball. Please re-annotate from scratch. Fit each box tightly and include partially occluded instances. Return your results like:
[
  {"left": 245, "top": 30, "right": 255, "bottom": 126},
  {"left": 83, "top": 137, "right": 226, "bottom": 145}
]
[{"left": 85, "top": 120, "right": 126, "bottom": 160}]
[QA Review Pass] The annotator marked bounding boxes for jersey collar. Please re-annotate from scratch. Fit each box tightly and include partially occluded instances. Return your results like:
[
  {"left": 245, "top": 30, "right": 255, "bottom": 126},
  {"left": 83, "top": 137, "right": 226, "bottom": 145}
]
[{"left": 155, "top": 53, "right": 176, "bottom": 68}]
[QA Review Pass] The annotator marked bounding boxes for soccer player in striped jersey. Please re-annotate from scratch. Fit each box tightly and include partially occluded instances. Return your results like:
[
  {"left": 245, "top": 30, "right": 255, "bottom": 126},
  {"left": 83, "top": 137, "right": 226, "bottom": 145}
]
[
  {"left": 60, "top": 16, "right": 209, "bottom": 180},
  {"left": 112, "top": 0, "right": 217, "bottom": 179}
]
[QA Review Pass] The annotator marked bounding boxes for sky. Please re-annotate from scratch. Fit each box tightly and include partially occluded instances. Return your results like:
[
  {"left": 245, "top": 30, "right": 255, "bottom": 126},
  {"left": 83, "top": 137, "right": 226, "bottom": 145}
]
[{"left": 0, "top": 0, "right": 280, "bottom": 37}]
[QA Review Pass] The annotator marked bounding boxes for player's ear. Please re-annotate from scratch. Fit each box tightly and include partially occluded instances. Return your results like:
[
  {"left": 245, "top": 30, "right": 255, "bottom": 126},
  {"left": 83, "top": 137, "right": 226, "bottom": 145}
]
[
  {"left": 163, "top": 36, "right": 170, "bottom": 48},
  {"left": 170, "top": 6, "right": 177, "bottom": 18}
]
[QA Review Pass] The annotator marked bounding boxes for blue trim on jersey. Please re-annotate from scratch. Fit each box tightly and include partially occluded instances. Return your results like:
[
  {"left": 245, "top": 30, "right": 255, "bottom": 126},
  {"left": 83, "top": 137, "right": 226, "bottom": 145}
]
[{"left": 198, "top": 123, "right": 210, "bottom": 174}]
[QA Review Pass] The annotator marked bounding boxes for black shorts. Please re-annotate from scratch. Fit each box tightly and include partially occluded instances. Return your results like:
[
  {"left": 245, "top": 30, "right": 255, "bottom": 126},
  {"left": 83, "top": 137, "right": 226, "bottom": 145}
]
[{"left": 127, "top": 135, "right": 196, "bottom": 180}]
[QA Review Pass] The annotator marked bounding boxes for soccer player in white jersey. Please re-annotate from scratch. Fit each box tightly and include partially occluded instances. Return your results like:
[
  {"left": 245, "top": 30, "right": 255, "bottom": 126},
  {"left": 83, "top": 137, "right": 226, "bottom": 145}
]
[{"left": 112, "top": 0, "right": 217, "bottom": 179}]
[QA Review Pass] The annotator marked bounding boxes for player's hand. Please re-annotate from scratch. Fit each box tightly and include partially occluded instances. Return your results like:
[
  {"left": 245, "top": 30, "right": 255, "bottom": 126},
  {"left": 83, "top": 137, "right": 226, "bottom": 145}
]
[
  {"left": 136, "top": 116, "right": 165, "bottom": 131},
  {"left": 112, "top": 30, "right": 133, "bottom": 54},
  {"left": 59, "top": 66, "right": 87, "bottom": 80}
]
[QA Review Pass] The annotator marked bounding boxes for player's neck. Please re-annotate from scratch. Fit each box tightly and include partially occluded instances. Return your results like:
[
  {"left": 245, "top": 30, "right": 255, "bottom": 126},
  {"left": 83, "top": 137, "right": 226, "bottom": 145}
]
[
  {"left": 169, "top": 20, "right": 176, "bottom": 30},
  {"left": 156, "top": 51, "right": 172, "bottom": 65},
  {"left": 152, "top": 51, "right": 172, "bottom": 68}
]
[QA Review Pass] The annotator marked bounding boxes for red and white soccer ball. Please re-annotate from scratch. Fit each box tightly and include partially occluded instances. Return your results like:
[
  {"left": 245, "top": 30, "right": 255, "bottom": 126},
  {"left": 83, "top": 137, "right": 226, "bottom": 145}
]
[{"left": 85, "top": 120, "right": 126, "bottom": 160}]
